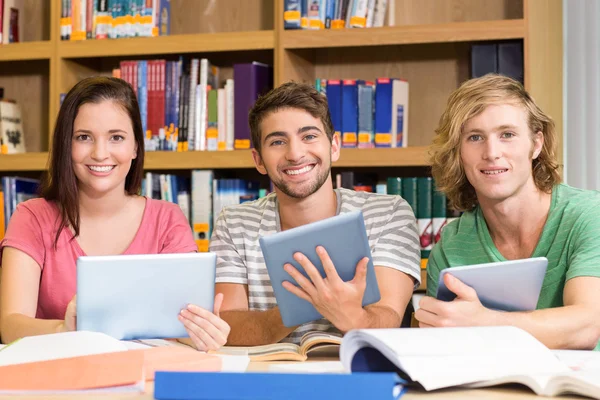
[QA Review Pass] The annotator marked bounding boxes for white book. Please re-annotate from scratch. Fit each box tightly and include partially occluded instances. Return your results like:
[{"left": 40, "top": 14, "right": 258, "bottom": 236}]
[
  {"left": 187, "top": 59, "right": 199, "bottom": 151},
  {"left": 372, "top": 0, "right": 388, "bottom": 27},
  {"left": 365, "top": 0, "right": 376, "bottom": 27},
  {"left": 225, "top": 79, "right": 235, "bottom": 151},
  {"left": 391, "top": 79, "right": 408, "bottom": 147},
  {"left": 340, "top": 326, "right": 600, "bottom": 398},
  {"left": 0, "top": 100, "right": 26, "bottom": 153},
  {"left": 349, "top": 0, "right": 368, "bottom": 28},
  {"left": 191, "top": 170, "right": 214, "bottom": 251},
  {"left": 197, "top": 59, "right": 210, "bottom": 151}
]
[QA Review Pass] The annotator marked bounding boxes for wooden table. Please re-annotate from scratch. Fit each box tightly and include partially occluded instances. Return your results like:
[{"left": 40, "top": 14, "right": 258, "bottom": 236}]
[{"left": 1, "top": 360, "right": 584, "bottom": 400}]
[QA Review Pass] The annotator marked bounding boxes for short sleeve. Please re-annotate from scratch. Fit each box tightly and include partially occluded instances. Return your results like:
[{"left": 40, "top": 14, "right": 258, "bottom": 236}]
[
  {"left": 566, "top": 207, "right": 600, "bottom": 281},
  {"left": 0, "top": 203, "right": 45, "bottom": 269},
  {"left": 371, "top": 198, "right": 421, "bottom": 287},
  {"left": 160, "top": 204, "right": 198, "bottom": 254},
  {"left": 210, "top": 210, "right": 248, "bottom": 285},
  {"left": 426, "top": 242, "right": 447, "bottom": 297}
]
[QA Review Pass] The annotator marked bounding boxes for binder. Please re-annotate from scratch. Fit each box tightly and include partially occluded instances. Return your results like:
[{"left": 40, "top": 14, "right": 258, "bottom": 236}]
[{"left": 154, "top": 371, "right": 404, "bottom": 400}]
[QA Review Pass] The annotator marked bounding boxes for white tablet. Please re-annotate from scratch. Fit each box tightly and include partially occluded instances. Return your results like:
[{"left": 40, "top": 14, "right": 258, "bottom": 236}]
[
  {"left": 77, "top": 252, "right": 216, "bottom": 340},
  {"left": 436, "top": 257, "right": 548, "bottom": 311}
]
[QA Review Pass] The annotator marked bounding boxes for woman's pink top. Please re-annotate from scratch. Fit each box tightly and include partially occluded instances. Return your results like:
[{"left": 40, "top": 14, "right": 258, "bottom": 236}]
[{"left": 0, "top": 197, "right": 198, "bottom": 320}]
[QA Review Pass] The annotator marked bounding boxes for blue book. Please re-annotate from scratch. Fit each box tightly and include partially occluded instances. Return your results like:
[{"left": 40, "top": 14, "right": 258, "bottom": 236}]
[
  {"left": 154, "top": 372, "right": 404, "bottom": 400},
  {"left": 284, "top": 0, "right": 302, "bottom": 29},
  {"left": 374, "top": 78, "right": 395, "bottom": 148},
  {"left": 137, "top": 61, "right": 148, "bottom": 138},
  {"left": 326, "top": 79, "right": 342, "bottom": 140},
  {"left": 341, "top": 79, "right": 358, "bottom": 148}
]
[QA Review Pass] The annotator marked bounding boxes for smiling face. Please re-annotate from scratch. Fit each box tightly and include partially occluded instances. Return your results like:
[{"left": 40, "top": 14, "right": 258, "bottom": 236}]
[
  {"left": 71, "top": 100, "right": 138, "bottom": 197},
  {"left": 460, "top": 103, "right": 544, "bottom": 206},
  {"left": 252, "top": 107, "right": 340, "bottom": 200}
]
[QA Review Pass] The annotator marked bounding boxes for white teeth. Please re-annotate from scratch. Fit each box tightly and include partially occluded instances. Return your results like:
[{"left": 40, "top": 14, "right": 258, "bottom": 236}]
[
  {"left": 88, "top": 165, "right": 114, "bottom": 172},
  {"left": 285, "top": 165, "right": 314, "bottom": 175},
  {"left": 482, "top": 170, "right": 507, "bottom": 175}
]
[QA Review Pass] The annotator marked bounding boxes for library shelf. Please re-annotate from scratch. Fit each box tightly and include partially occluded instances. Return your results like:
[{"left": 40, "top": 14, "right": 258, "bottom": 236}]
[
  {"left": 0, "top": 41, "right": 53, "bottom": 62},
  {"left": 282, "top": 19, "right": 525, "bottom": 49},
  {"left": 57, "top": 30, "right": 275, "bottom": 59},
  {"left": 0, "top": 147, "right": 430, "bottom": 172},
  {"left": 0, "top": 152, "right": 49, "bottom": 171}
]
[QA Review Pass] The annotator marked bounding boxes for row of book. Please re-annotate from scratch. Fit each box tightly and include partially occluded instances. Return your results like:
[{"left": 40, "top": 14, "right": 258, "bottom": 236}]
[
  {"left": 60, "top": 0, "right": 171, "bottom": 41},
  {"left": 0, "top": 176, "right": 39, "bottom": 238},
  {"left": 284, "top": 0, "right": 390, "bottom": 30},
  {"left": 0, "top": 0, "right": 24, "bottom": 44},
  {"left": 111, "top": 58, "right": 273, "bottom": 152},
  {"left": 317, "top": 78, "right": 409, "bottom": 148}
]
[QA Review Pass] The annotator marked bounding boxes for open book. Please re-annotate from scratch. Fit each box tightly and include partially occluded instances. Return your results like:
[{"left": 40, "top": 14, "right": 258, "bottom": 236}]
[
  {"left": 340, "top": 326, "right": 600, "bottom": 398},
  {"left": 216, "top": 331, "right": 342, "bottom": 362}
]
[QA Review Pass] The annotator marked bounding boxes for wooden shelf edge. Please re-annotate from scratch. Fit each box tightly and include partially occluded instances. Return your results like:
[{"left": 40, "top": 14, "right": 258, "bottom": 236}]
[
  {"left": 0, "top": 41, "right": 53, "bottom": 61},
  {"left": 282, "top": 19, "right": 525, "bottom": 49},
  {"left": 58, "top": 30, "right": 275, "bottom": 59},
  {"left": 0, "top": 147, "right": 430, "bottom": 172}
]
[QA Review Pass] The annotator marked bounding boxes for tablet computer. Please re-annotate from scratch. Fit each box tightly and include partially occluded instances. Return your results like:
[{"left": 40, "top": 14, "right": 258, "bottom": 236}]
[
  {"left": 77, "top": 252, "right": 216, "bottom": 340},
  {"left": 259, "top": 210, "right": 381, "bottom": 328},
  {"left": 436, "top": 257, "right": 548, "bottom": 311}
]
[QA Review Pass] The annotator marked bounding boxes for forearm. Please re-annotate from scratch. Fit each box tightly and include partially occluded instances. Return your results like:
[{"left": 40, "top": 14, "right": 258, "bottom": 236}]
[
  {"left": 489, "top": 305, "right": 600, "bottom": 350},
  {"left": 220, "top": 307, "right": 296, "bottom": 346},
  {"left": 0, "top": 313, "right": 64, "bottom": 344},
  {"left": 341, "top": 304, "right": 403, "bottom": 332}
]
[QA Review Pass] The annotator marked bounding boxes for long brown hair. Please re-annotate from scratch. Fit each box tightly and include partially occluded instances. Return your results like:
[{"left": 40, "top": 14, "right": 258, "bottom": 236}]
[
  {"left": 430, "top": 74, "right": 561, "bottom": 211},
  {"left": 41, "top": 76, "right": 145, "bottom": 247}
]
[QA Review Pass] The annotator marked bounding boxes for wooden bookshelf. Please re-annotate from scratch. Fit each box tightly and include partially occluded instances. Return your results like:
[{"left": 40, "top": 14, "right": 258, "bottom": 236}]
[
  {"left": 58, "top": 31, "right": 275, "bottom": 59},
  {"left": 282, "top": 19, "right": 525, "bottom": 49},
  {"left": 0, "top": 41, "right": 53, "bottom": 61},
  {"left": 0, "top": 147, "right": 431, "bottom": 172},
  {"left": 0, "top": 0, "right": 562, "bottom": 172}
]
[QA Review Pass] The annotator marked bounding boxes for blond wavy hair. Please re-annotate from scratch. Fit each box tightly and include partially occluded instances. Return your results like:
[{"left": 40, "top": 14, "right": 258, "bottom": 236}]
[{"left": 430, "top": 74, "right": 561, "bottom": 211}]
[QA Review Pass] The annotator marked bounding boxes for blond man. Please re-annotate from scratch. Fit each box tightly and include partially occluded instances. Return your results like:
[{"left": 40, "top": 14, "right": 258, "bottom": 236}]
[{"left": 417, "top": 74, "right": 600, "bottom": 350}]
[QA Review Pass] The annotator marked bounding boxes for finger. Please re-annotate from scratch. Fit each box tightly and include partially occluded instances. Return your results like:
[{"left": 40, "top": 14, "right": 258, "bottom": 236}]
[
  {"left": 213, "top": 293, "right": 224, "bottom": 317},
  {"left": 179, "top": 316, "right": 208, "bottom": 351},
  {"left": 418, "top": 296, "right": 447, "bottom": 315},
  {"left": 316, "top": 246, "right": 341, "bottom": 283},
  {"left": 185, "top": 305, "right": 230, "bottom": 339},
  {"left": 284, "top": 263, "right": 319, "bottom": 297},
  {"left": 179, "top": 313, "right": 223, "bottom": 350},
  {"left": 282, "top": 281, "right": 312, "bottom": 303},
  {"left": 414, "top": 308, "right": 440, "bottom": 327},
  {"left": 351, "top": 257, "right": 369, "bottom": 286},
  {"left": 444, "top": 274, "right": 478, "bottom": 301},
  {"left": 293, "top": 253, "right": 327, "bottom": 291},
  {"left": 419, "top": 322, "right": 434, "bottom": 328}
]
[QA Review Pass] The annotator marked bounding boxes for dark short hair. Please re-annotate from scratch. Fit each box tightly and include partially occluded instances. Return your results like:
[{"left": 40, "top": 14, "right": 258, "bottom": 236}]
[
  {"left": 248, "top": 81, "right": 334, "bottom": 153},
  {"left": 41, "top": 76, "right": 145, "bottom": 247}
]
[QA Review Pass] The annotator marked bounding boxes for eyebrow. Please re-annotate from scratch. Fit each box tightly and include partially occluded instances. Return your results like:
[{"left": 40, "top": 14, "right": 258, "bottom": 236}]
[
  {"left": 262, "top": 125, "right": 322, "bottom": 143},
  {"left": 463, "top": 124, "right": 519, "bottom": 135},
  {"left": 73, "top": 129, "right": 129, "bottom": 134}
]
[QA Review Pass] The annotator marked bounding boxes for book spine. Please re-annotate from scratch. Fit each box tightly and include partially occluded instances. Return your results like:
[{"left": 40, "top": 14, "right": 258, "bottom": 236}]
[
  {"left": 324, "top": 0, "right": 335, "bottom": 28},
  {"left": 417, "top": 177, "right": 433, "bottom": 259},
  {"left": 432, "top": 185, "right": 447, "bottom": 244},
  {"left": 217, "top": 88, "right": 226, "bottom": 151},
  {"left": 372, "top": 0, "right": 387, "bottom": 27},
  {"left": 341, "top": 79, "right": 358, "bottom": 148},
  {"left": 357, "top": 80, "right": 374, "bottom": 148},
  {"left": 391, "top": 79, "right": 409, "bottom": 147},
  {"left": 191, "top": 170, "right": 214, "bottom": 252},
  {"left": 283, "top": 0, "right": 302, "bottom": 30},
  {"left": 225, "top": 79, "right": 234, "bottom": 151},
  {"left": 206, "top": 89, "right": 218, "bottom": 151},
  {"left": 365, "top": 0, "right": 376, "bottom": 27},
  {"left": 187, "top": 58, "right": 199, "bottom": 151},
  {"left": 159, "top": 0, "right": 169, "bottom": 35},
  {"left": 374, "top": 78, "right": 393, "bottom": 148},
  {"left": 307, "top": 0, "right": 323, "bottom": 30}
]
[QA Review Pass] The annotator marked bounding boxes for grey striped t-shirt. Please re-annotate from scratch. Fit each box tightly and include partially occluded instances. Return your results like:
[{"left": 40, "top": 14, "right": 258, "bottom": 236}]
[{"left": 211, "top": 188, "right": 421, "bottom": 344}]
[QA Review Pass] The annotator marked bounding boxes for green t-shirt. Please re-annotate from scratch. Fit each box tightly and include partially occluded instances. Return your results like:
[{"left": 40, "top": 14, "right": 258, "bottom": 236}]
[{"left": 427, "top": 184, "right": 600, "bottom": 350}]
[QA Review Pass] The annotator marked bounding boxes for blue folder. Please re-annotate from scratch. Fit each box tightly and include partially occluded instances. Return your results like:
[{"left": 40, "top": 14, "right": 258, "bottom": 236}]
[{"left": 154, "top": 371, "right": 405, "bottom": 400}]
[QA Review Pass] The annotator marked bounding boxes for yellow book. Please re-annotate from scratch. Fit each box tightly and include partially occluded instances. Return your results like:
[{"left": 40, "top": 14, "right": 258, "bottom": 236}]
[{"left": 214, "top": 331, "right": 341, "bottom": 362}]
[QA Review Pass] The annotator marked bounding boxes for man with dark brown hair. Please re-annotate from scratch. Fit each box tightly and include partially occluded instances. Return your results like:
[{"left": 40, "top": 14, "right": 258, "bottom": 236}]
[{"left": 210, "top": 82, "right": 421, "bottom": 346}]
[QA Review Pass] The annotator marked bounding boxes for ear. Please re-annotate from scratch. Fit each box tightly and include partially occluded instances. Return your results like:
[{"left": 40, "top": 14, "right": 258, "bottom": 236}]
[
  {"left": 330, "top": 132, "right": 341, "bottom": 163},
  {"left": 252, "top": 149, "right": 268, "bottom": 175},
  {"left": 532, "top": 130, "right": 544, "bottom": 159},
  {"left": 132, "top": 142, "right": 138, "bottom": 159}
]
